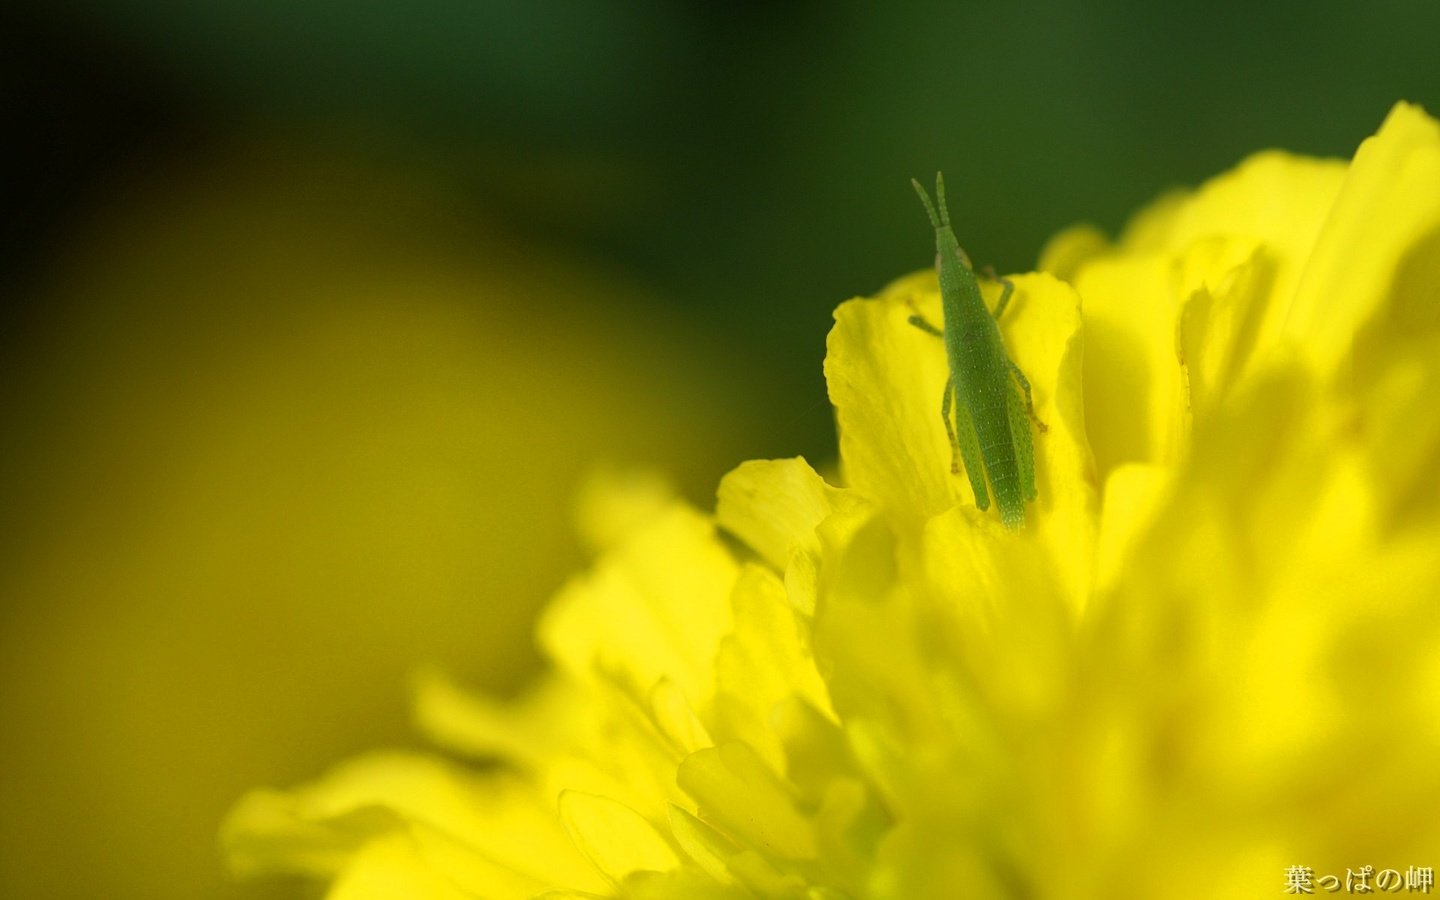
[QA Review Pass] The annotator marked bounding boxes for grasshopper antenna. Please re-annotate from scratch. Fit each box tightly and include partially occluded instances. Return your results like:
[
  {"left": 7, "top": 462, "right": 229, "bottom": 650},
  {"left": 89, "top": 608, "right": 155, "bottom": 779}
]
[
  {"left": 934, "top": 172, "right": 952, "bottom": 228},
  {"left": 911, "top": 178, "right": 942, "bottom": 230}
]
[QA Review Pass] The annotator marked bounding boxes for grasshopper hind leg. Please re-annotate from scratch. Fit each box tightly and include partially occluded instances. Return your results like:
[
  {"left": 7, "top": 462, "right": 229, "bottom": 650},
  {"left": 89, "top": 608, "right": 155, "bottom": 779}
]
[
  {"left": 907, "top": 298, "right": 990, "bottom": 510},
  {"left": 1005, "top": 380, "right": 1038, "bottom": 503},
  {"left": 1007, "top": 360, "right": 1048, "bottom": 434},
  {"left": 942, "top": 377, "right": 990, "bottom": 511}
]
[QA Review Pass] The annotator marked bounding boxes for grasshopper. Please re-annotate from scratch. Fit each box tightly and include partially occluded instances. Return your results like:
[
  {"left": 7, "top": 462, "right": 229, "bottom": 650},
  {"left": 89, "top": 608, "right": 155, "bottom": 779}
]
[{"left": 908, "top": 173, "right": 1042, "bottom": 529}]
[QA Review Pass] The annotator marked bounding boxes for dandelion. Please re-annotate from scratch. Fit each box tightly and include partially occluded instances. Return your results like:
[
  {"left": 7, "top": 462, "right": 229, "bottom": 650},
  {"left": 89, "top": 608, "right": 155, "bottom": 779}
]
[{"left": 224, "top": 102, "right": 1440, "bottom": 899}]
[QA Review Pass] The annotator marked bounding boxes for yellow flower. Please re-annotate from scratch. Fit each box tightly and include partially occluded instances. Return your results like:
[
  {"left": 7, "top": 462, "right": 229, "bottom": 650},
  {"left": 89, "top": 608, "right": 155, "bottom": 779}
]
[{"left": 224, "top": 102, "right": 1440, "bottom": 899}]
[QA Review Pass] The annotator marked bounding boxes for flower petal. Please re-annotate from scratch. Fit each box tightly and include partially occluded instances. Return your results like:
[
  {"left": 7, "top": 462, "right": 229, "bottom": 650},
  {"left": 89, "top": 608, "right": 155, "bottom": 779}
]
[
  {"left": 676, "top": 741, "right": 819, "bottom": 863},
  {"left": 715, "top": 458, "right": 838, "bottom": 572},
  {"left": 326, "top": 834, "right": 477, "bottom": 900},
  {"left": 995, "top": 271, "right": 1099, "bottom": 606},
  {"left": 825, "top": 272, "right": 965, "bottom": 519},
  {"left": 1046, "top": 151, "right": 1348, "bottom": 476},
  {"left": 715, "top": 456, "right": 869, "bottom": 617},
  {"left": 713, "top": 564, "right": 833, "bottom": 760},
  {"left": 539, "top": 503, "right": 738, "bottom": 710},
  {"left": 1054, "top": 246, "right": 1187, "bottom": 472},
  {"left": 1288, "top": 102, "right": 1440, "bottom": 374},
  {"left": 413, "top": 669, "right": 588, "bottom": 766},
  {"left": 221, "top": 752, "right": 605, "bottom": 896},
  {"left": 557, "top": 790, "right": 680, "bottom": 884}
]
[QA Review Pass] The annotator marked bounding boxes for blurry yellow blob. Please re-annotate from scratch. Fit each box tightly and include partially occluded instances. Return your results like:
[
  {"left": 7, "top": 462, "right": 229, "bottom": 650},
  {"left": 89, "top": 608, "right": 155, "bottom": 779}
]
[{"left": 0, "top": 144, "right": 753, "bottom": 899}]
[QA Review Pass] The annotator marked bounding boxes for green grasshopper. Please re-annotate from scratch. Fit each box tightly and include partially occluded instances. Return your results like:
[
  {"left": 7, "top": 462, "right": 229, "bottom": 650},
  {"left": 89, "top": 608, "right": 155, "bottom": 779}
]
[{"left": 908, "top": 173, "right": 1042, "bottom": 529}]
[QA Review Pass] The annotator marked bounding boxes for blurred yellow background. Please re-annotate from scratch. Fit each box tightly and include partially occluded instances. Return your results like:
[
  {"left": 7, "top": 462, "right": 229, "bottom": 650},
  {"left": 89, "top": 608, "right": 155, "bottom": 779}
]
[{"left": 0, "top": 143, "right": 756, "bottom": 899}]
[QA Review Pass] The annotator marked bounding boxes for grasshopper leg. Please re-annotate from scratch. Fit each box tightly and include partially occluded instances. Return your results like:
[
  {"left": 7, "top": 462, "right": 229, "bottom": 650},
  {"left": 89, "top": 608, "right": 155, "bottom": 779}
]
[
  {"left": 940, "top": 376, "right": 961, "bottom": 474},
  {"left": 908, "top": 314, "right": 943, "bottom": 337},
  {"left": 1005, "top": 380, "right": 1038, "bottom": 503},
  {"left": 990, "top": 273, "right": 1015, "bottom": 320},
  {"left": 949, "top": 384, "right": 990, "bottom": 510},
  {"left": 1008, "top": 360, "right": 1048, "bottom": 433},
  {"left": 905, "top": 297, "right": 945, "bottom": 338}
]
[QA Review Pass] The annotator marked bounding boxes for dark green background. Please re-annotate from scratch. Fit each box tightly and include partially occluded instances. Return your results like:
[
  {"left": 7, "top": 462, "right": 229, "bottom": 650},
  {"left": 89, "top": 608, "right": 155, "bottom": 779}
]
[{"left": 9, "top": 1, "right": 1439, "bottom": 466}]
